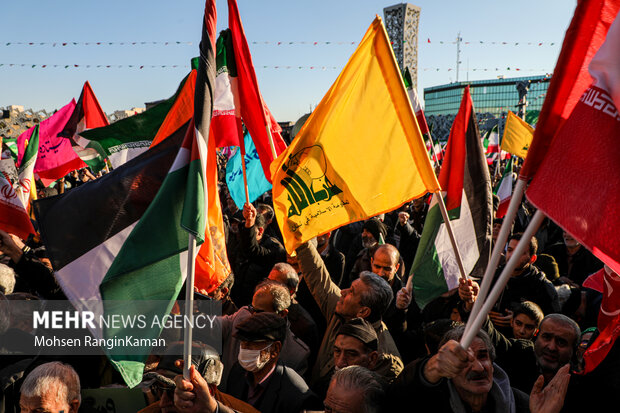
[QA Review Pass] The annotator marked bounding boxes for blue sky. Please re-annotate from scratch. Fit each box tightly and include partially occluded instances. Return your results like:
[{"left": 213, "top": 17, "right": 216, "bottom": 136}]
[{"left": 1, "top": 1, "right": 574, "bottom": 123}]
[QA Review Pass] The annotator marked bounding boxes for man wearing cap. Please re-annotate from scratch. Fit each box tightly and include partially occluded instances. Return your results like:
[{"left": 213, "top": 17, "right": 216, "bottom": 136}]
[
  {"left": 210, "top": 279, "right": 310, "bottom": 391},
  {"left": 295, "top": 239, "right": 402, "bottom": 390},
  {"left": 346, "top": 217, "right": 388, "bottom": 284},
  {"left": 139, "top": 342, "right": 257, "bottom": 413},
  {"left": 225, "top": 312, "right": 321, "bottom": 412}
]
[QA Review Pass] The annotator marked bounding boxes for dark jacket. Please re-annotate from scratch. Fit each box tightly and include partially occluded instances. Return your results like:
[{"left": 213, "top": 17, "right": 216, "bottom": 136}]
[
  {"left": 387, "top": 356, "right": 530, "bottom": 413},
  {"left": 226, "top": 363, "right": 321, "bottom": 413},
  {"left": 232, "top": 224, "right": 287, "bottom": 306}
]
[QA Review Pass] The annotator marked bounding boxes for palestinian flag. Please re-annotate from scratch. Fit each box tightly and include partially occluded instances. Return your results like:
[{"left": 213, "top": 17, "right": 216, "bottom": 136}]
[
  {"left": 410, "top": 86, "right": 492, "bottom": 308},
  {"left": 80, "top": 72, "right": 194, "bottom": 169},
  {"left": 493, "top": 158, "right": 513, "bottom": 219},
  {"left": 59, "top": 81, "right": 109, "bottom": 172}
]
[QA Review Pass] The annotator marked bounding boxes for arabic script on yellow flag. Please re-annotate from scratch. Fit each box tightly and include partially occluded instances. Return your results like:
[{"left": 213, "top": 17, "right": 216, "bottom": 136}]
[
  {"left": 501, "top": 111, "right": 534, "bottom": 158},
  {"left": 270, "top": 16, "right": 441, "bottom": 254}
]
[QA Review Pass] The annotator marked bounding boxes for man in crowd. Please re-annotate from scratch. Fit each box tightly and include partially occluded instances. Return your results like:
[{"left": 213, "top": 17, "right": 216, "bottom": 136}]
[
  {"left": 211, "top": 279, "right": 310, "bottom": 390},
  {"left": 225, "top": 312, "right": 321, "bottom": 412},
  {"left": 19, "top": 361, "right": 81, "bottom": 413},
  {"left": 295, "top": 239, "right": 402, "bottom": 389},
  {"left": 386, "top": 325, "right": 571, "bottom": 413},
  {"left": 231, "top": 203, "right": 286, "bottom": 306},
  {"left": 323, "top": 366, "right": 386, "bottom": 413}
]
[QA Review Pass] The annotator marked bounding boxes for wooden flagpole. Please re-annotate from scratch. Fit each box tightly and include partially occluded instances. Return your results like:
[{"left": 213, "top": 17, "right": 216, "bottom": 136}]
[
  {"left": 183, "top": 233, "right": 197, "bottom": 379},
  {"left": 434, "top": 190, "right": 469, "bottom": 281}
]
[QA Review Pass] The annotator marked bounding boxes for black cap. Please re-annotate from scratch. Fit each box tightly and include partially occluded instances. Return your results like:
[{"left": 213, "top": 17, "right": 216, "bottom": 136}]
[
  {"left": 337, "top": 318, "right": 378, "bottom": 351},
  {"left": 233, "top": 312, "right": 286, "bottom": 343},
  {"left": 363, "top": 218, "right": 387, "bottom": 243}
]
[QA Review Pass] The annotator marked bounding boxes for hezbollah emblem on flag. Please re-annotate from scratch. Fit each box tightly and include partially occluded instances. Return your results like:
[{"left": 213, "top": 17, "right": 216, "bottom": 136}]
[{"left": 280, "top": 145, "right": 343, "bottom": 221}]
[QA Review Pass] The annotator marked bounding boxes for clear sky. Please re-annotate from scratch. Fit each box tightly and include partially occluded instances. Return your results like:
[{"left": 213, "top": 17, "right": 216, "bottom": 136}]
[{"left": 1, "top": 0, "right": 575, "bottom": 124}]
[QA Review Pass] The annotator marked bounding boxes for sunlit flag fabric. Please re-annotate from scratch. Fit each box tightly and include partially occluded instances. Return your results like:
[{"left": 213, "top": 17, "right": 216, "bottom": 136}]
[
  {"left": 527, "top": 8, "right": 620, "bottom": 276},
  {"left": 33, "top": 0, "right": 219, "bottom": 386},
  {"left": 228, "top": 0, "right": 287, "bottom": 182},
  {"left": 482, "top": 125, "right": 509, "bottom": 166},
  {"left": 0, "top": 126, "right": 37, "bottom": 239},
  {"left": 226, "top": 130, "right": 272, "bottom": 209},
  {"left": 17, "top": 100, "right": 87, "bottom": 187},
  {"left": 520, "top": 0, "right": 620, "bottom": 180},
  {"left": 59, "top": 81, "right": 109, "bottom": 172},
  {"left": 270, "top": 17, "right": 440, "bottom": 255},
  {"left": 79, "top": 72, "right": 194, "bottom": 169},
  {"left": 501, "top": 111, "right": 534, "bottom": 158},
  {"left": 410, "top": 86, "right": 492, "bottom": 309}
]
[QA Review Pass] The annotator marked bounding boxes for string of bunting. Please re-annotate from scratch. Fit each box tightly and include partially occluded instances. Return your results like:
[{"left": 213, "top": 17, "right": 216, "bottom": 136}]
[
  {"left": 3, "top": 41, "right": 193, "bottom": 46},
  {"left": 2, "top": 39, "right": 558, "bottom": 47},
  {"left": 0, "top": 63, "right": 555, "bottom": 72}
]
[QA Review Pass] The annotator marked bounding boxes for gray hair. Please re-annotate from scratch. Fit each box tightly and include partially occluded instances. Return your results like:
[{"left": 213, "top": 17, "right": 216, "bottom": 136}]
[
  {"left": 202, "top": 357, "right": 224, "bottom": 386},
  {"left": 440, "top": 325, "right": 496, "bottom": 362},
  {"left": 331, "top": 366, "right": 385, "bottom": 413},
  {"left": 358, "top": 271, "right": 393, "bottom": 322},
  {"left": 271, "top": 262, "right": 299, "bottom": 292},
  {"left": 21, "top": 361, "right": 81, "bottom": 406},
  {"left": 0, "top": 263, "right": 16, "bottom": 295},
  {"left": 254, "top": 280, "right": 291, "bottom": 313},
  {"left": 540, "top": 313, "right": 581, "bottom": 352}
]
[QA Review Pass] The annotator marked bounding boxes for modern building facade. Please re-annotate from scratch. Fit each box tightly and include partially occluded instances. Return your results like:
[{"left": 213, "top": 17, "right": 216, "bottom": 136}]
[{"left": 423, "top": 74, "right": 550, "bottom": 140}]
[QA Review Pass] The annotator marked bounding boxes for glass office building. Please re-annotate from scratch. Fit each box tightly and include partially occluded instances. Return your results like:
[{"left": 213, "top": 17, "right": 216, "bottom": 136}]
[{"left": 423, "top": 74, "right": 551, "bottom": 118}]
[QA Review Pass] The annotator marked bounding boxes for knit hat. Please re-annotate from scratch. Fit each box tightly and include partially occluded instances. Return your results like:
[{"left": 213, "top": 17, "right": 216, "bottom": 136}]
[
  {"left": 233, "top": 312, "right": 287, "bottom": 343},
  {"left": 363, "top": 218, "right": 387, "bottom": 244},
  {"left": 337, "top": 318, "right": 378, "bottom": 351}
]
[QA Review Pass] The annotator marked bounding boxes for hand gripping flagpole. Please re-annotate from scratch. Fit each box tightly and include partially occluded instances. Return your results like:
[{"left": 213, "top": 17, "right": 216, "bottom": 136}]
[
  {"left": 183, "top": 233, "right": 197, "bottom": 379},
  {"left": 434, "top": 190, "right": 469, "bottom": 281},
  {"left": 460, "top": 208, "right": 544, "bottom": 349},
  {"left": 463, "top": 177, "right": 526, "bottom": 338}
]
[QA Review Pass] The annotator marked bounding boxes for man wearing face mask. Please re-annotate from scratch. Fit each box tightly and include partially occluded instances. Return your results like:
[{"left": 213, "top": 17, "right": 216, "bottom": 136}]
[{"left": 225, "top": 312, "right": 321, "bottom": 413}]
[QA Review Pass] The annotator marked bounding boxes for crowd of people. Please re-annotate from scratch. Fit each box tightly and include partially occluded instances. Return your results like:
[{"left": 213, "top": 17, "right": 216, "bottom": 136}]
[{"left": 0, "top": 159, "right": 618, "bottom": 413}]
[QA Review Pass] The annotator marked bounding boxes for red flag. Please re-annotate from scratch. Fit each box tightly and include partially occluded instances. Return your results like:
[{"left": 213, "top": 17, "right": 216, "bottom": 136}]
[
  {"left": 60, "top": 81, "right": 110, "bottom": 147},
  {"left": 519, "top": 0, "right": 620, "bottom": 180},
  {"left": 582, "top": 267, "right": 620, "bottom": 373},
  {"left": 228, "top": 0, "right": 287, "bottom": 182},
  {"left": 526, "top": 9, "right": 620, "bottom": 275},
  {"left": 0, "top": 172, "right": 35, "bottom": 240}
]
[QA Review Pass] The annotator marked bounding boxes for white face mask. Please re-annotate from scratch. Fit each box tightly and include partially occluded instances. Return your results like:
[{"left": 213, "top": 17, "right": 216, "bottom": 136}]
[{"left": 238, "top": 343, "right": 272, "bottom": 372}]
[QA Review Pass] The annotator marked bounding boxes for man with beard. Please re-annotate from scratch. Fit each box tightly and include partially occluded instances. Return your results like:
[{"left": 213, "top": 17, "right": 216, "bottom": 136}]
[
  {"left": 345, "top": 218, "right": 388, "bottom": 284},
  {"left": 386, "top": 325, "right": 571, "bottom": 413}
]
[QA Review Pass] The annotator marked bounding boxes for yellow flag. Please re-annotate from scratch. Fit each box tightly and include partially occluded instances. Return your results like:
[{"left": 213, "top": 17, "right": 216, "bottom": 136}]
[
  {"left": 501, "top": 111, "right": 534, "bottom": 158},
  {"left": 270, "top": 17, "right": 441, "bottom": 254}
]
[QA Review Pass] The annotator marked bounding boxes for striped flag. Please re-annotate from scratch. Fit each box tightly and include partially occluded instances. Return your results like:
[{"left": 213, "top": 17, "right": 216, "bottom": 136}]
[
  {"left": 494, "top": 158, "right": 513, "bottom": 219},
  {"left": 16, "top": 124, "right": 39, "bottom": 210},
  {"left": 33, "top": 0, "right": 220, "bottom": 387},
  {"left": 411, "top": 86, "right": 492, "bottom": 309},
  {"left": 482, "top": 125, "right": 510, "bottom": 166}
]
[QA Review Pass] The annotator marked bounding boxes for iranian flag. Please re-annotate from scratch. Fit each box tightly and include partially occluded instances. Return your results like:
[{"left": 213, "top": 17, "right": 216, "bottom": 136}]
[
  {"left": 482, "top": 125, "right": 510, "bottom": 166},
  {"left": 16, "top": 124, "right": 39, "bottom": 210},
  {"left": 410, "top": 86, "right": 492, "bottom": 308},
  {"left": 227, "top": 0, "right": 287, "bottom": 182},
  {"left": 493, "top": 157, "right": 513, "bottom": 219},
  {"left": 1, "top": 126, "right": 37, "bottom": 240}
]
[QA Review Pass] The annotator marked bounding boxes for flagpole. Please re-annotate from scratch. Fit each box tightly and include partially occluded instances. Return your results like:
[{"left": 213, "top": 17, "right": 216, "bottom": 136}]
[
  {"left": 460, "top": 209, "right": 544, "bottom": 349},
  {"left": 462, "top": 177, "right": 526, "bottom": 338},
  {"left": 183, "top": 233, "right": 197, "bottom": 379},
  {"left": 238, "top": 136, "right": 251, "bottom": 204},
  {"left": 434, "top": 190, "right": 469, "bottom": 281},
  {"left": 265, "top": 124, "right": 277, "bottom": 160},
  {"left": 427, "top": 132, "right": 441, "bottom": 166}
]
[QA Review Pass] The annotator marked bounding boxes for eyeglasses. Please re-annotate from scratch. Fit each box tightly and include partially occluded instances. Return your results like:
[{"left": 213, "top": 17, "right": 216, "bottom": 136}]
[{"left": 248, "top": 304, "right": 265, "bottom": 314}]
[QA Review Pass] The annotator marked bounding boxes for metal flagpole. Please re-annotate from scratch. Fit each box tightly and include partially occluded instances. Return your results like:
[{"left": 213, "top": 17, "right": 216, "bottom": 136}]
[
  {"left": 434, "top": 190, "right": 469, "bottom": 281},
  {"left": 460, "top": 209, "right": 544, "bottom": 349},
  {"left": 183, "top": 233, "right": 197, "bottom": 379},
  {"left": 462, "top": 178, "right": 526, "bottom": 338}
]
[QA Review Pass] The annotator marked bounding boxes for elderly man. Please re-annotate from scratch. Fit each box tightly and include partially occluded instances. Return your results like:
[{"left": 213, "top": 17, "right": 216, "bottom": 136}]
[
  {"left": 19, "top": 361, "right": 81, "bottom": 413},
  {"left": 295, "top": 240, "right": 402, "bottom": 389},
  {"left": 387, "top": 325, "right": 571, "bottom": 413},
  {"left": 207, "top": 279, "right": 310, "bottom": 390},
  {"left": 323, "top": 366, "right": 386, "bottom": 413},
  {"left": 225, "top": 312, "right": 321, "bottom": 412}
]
